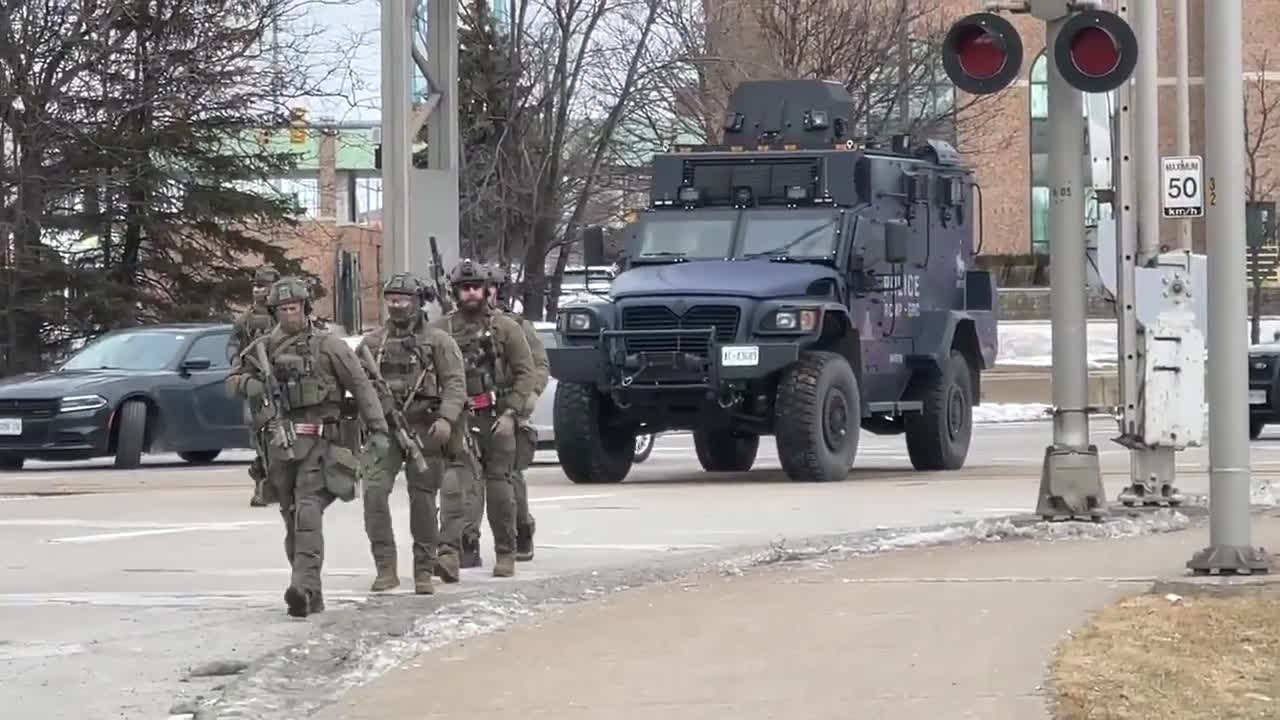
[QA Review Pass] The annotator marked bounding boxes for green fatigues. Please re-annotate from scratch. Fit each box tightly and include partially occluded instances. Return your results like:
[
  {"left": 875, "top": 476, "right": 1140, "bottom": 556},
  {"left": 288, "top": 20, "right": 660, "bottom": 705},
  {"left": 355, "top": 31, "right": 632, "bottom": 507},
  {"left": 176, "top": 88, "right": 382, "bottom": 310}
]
[
  {"left": 357, "top": 319, "right": 467, "bottom": 578},
  {"left": 228, "top": 304, "right": 276, "bottom": 505},
  {"left": 226, "top": 324, "right": 388, "bottom": 610},
  {"left": 506, "top": 312, "right": 549, "bottom": 554},
  {"left": 431, "top": 308, "right": 536, "bottom": 559}
]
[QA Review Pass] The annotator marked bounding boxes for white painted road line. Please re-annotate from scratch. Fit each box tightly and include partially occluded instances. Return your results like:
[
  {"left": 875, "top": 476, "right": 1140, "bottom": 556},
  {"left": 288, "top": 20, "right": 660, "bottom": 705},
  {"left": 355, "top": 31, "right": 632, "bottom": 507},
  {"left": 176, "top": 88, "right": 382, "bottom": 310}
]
[
  {"left": 537, "top": 543, "right": 720, "bottom": 552},
  {"left": 46, "top": 521, "right": 274, "bottom": 544},
  {"left": 528, "top": 493, "right": 616, "bottom": 504}
]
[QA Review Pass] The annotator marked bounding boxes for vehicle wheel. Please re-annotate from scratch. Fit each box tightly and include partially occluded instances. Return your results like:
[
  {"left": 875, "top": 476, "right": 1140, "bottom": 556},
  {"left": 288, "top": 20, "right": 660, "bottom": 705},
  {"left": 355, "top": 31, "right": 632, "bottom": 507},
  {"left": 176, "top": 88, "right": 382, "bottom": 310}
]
[
  {"left": 775, "top": 351, "right": 860, "bottom": 482},
  {"left": 553, "top": 382, "right": 634, "bottom": 484},
  {"left": 633, "top": 433, "right": 655, "bottom": 463},
  {"left": 1251, "top": 418, "right": 1266, "bottom": 440},
  {"left": 0, "top": 453, "right": 24, "bottom": 471},
  {"left": 904, "top": 349, "right": 974, "bottom": 471},
  {"left": 693, "top": 428, "right": 758, "bottom": 472},
  {"left": 179, "top": 450, "right": 221, "bottom": 464},
  {"left": 113, "top": 400, "right": 148, "bottom": 469}
]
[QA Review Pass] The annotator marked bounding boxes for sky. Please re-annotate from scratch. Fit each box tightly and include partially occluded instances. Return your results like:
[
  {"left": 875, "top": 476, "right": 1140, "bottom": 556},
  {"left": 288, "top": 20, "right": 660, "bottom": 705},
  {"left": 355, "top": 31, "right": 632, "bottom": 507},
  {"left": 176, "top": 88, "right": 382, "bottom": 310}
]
[{"left": 299, "top": 0, "right": 393, "bottom": 123}]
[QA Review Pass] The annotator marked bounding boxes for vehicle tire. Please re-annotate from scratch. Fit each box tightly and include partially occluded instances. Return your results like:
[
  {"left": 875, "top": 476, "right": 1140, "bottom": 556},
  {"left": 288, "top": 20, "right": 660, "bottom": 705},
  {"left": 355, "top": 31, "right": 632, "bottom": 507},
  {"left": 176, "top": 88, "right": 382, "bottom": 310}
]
[
  {"left": 904, "top": 349, "right": 974, "bottom": 471},
  {"left": 113, "top": 400, "right": 148, "bottom": 469},
  {"left": 693, "top": 428, "right": 758, "bottom": 472},
  {"left": 179, "top": 450, "right": 221, "bottom": 464},
  {"left": 0, "top": 453, "right": 24, "bottom": 471},
  {"left": 775, "top": 351, "right": 860, "bottom": 483},
  {"left": 633, "top": 433, "right": 655, "bottom": 463},
  {"left": 553, "top": 382, "right": 634, "bottom": 484},
  {"left": 1251, "top": 418, "right": 1266, "bottom": 440}
]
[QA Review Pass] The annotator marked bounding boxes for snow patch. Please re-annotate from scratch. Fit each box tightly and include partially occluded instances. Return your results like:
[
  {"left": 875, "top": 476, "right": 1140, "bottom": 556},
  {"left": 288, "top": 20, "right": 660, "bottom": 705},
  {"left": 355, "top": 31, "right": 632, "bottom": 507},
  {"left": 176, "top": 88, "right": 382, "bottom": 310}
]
[{"left": 973, "top": 402, "right": 1051, "bottom": 423}]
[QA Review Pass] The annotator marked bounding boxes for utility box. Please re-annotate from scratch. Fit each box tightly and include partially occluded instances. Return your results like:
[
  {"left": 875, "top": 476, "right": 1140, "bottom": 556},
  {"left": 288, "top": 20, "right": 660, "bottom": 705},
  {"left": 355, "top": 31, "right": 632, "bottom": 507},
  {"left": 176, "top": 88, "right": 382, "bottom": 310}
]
[{"left": 1139, "top": 263, "right": 1206, "bottom": 448}]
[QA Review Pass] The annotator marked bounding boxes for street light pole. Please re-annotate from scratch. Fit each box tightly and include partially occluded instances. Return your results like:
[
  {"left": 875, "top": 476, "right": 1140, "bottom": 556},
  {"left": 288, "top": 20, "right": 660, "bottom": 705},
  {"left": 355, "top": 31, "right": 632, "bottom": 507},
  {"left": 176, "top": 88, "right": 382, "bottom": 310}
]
[
  {"left": 1174, "top": 0, "right": 1192, "bottom": 251},
  {"left": 1187, "top": 0, "right": 1270, "bottom": 575}
]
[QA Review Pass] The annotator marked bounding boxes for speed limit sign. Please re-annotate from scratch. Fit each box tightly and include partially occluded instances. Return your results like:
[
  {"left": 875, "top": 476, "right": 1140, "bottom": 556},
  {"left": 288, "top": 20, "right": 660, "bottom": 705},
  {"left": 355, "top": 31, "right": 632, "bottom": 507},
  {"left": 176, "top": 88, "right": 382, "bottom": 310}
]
[{"left": 1161, "top": 155, "right": 1204, "bottom": 218}]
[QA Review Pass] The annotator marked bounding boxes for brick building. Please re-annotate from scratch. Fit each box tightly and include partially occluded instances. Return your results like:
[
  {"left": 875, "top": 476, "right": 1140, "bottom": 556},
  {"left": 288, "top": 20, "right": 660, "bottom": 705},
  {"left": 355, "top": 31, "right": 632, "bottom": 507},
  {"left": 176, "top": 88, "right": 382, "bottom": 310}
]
[{"left": 704, "top": 0, "right": 1280, "bottom": 257}]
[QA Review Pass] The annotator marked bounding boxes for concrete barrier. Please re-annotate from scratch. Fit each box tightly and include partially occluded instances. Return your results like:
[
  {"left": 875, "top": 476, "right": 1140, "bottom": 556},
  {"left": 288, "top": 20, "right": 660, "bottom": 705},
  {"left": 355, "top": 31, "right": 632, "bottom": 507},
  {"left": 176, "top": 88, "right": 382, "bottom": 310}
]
[{"left": 983, "top": 367, "right": 1119, "bottom": 408}]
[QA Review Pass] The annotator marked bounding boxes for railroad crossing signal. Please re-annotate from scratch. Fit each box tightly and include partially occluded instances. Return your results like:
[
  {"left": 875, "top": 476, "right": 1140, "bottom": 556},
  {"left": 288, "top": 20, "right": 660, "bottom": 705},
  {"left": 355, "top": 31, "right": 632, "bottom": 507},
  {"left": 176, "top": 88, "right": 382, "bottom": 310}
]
[
  {"left": 1161, "top": 155, "right": 1204, "bottom": 218},
  {"left": 941, "top": 9, "right": 1138, "bottom": 95}
]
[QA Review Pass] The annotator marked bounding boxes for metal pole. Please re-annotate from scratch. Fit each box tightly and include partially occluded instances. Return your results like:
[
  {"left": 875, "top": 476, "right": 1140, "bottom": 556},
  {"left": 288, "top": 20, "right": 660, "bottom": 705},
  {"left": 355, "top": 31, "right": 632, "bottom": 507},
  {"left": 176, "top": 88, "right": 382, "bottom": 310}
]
[
  {"left": 1188, "top": 0, "right": 1269, "bottom": 575},
  {"left": 1174, "top": 0, "right": 1192, "bottom": 251},
  {"left": 1134, "top": 0, "right": 1160, "bottom": 261},
  {"left": 380, "top": 0, "right": 412, "bottom": 278},
  {"left": 1036, "top": 14, "right": 1105, "bottom": 521},
  {"left": 1048, "top": 17, "right": 1089, "bottom": 450}
]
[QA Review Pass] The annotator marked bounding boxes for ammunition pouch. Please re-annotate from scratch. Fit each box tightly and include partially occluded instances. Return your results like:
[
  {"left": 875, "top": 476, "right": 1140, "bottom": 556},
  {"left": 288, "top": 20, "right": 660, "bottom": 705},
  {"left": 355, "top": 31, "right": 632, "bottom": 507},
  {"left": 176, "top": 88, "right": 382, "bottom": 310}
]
[
  {"left": 404, "top": 398, "right": 441, "bottom": 425},
  {"left": 515, "top": 423, "right": 537, "bottom": 471},
  {"left": 323, "top": 443, "right": 360, "bottom": 502}
]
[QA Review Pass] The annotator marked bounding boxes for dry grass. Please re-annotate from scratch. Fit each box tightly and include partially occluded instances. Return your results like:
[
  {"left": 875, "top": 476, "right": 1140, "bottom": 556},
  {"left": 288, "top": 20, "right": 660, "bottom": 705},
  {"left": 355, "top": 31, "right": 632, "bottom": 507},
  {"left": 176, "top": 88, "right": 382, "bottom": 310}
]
[{"left": 1051, "top": 591, "right": 1280, "bottom": 720}]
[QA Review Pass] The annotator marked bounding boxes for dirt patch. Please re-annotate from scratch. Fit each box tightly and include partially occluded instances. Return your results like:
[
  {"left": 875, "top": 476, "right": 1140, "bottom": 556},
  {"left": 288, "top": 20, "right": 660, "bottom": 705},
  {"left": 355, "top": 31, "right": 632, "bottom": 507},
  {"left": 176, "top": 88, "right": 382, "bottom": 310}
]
[{"left": 1051, "top": 591, "right": 1280, "bottom": 719}]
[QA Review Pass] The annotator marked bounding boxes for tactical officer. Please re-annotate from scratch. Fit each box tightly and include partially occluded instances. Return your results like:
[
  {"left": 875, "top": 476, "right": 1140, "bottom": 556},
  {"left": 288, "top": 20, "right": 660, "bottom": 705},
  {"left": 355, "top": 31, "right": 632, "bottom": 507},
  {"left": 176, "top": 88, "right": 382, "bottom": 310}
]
[
  {"left": 228, "top": 264, "right": 280, "bottom": 507},
  {"left": 356, "top": 273, "right": 468, "bottom": 594},
  {"left": 430, "top": 259, "right": 536, "bottom": 577},
  {"left": 226, "top": 276, "right": 390, "bottom": 618},
  {"left": 485, "top": 265, "right": 549, "bottom": 561}
]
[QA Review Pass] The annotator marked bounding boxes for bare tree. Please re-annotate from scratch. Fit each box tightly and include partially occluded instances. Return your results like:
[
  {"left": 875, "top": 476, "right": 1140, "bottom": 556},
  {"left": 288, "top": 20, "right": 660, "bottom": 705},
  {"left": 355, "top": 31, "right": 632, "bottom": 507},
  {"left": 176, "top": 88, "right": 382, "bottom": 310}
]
[{"left": 1245, "top": 49, "right": 1280, "bottom": 344}]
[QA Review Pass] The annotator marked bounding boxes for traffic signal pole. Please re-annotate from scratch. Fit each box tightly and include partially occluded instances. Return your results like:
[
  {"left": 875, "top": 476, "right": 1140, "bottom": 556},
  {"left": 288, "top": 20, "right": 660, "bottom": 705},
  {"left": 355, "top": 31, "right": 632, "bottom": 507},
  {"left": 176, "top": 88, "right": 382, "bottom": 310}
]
[
  {"left": 1035, "top": 7, "right": 1105, "bottom": 520},
  {"left": 1187, "top": 0, "right": 1270, "bottom": 574}
]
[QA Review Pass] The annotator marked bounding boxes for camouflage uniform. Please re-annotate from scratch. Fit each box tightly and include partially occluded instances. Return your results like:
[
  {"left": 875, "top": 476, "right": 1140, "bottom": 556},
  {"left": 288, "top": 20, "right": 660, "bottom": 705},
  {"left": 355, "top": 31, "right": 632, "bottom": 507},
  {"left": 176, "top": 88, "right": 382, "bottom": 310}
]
[
  {"left": 228, "top": 264, "right": 280, "bottom": 507},
  {"left": 430, "top": 259, "right": 535, "bottom": 577},
  {"left": 356, "top": 273, "right": 468, "bottom": 594},
  {"left": 226, "top": 277, "right": 390, "bottom": 618},
  {"left": 486, "top": 265, "right": 549, "bottom": 561}
]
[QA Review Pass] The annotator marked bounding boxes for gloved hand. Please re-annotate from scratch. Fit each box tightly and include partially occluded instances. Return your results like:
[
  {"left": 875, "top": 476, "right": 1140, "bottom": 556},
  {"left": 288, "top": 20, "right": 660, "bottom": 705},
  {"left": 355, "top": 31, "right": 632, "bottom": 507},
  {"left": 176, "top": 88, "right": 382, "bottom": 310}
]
[
  {"left": 492, "top": 413, "right": 515, "bottom": 438},
  {"left": 366, "top": 431, "right": 391, "bottom": 454},
  {"left": 243, "top": 377, "right": 266, "bottom": 400},
  {"left": 428, "top": 417, "right": 451, "bottom": 443}
]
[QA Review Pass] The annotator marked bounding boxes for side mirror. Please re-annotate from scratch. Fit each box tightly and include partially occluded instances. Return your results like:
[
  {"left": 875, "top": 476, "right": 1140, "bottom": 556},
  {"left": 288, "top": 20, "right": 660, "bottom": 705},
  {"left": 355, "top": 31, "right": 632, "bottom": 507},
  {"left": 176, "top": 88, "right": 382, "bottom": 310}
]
[
  {"left": 181, "top": 357, "right": 213, "bottom": 373},
  {"left": 885, "top": 222, "right": 909, "bottom": 263}
]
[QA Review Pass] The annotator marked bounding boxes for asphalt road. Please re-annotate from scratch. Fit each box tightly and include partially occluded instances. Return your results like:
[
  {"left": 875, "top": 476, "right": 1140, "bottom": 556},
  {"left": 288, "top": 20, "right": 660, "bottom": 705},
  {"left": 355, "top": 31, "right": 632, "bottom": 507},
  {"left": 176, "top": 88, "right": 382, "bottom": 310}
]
[{"left": 3, "top": 421, "right": 1280, "bottom": 719}]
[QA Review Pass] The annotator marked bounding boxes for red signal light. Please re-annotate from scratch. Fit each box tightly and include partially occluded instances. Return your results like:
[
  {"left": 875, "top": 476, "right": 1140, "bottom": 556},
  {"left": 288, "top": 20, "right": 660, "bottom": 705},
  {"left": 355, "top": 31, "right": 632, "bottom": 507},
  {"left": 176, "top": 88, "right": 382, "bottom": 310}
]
[
  {"left": 1069, "top": 26, "right": 1122, "bottom": 77},
  {"left": 954, "top": 27, "right": 1007, "bottom": 79},
  {"left": 941, "top": 12, "right": 1024, "bottom": 95},
  {"left": 1054, "top": 10, "right": 1138, "bottom": 93}
]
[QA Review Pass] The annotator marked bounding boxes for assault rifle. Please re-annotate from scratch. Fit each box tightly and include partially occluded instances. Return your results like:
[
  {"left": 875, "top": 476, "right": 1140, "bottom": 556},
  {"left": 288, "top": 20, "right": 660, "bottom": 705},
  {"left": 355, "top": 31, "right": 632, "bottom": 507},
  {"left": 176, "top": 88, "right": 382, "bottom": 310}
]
[
  {"left": 253, "top": 340, "right": 299, "bottom": 460},
  {"left": 428, "top": 235, "right": 454, "bottom": 315},
  {"left": 357, "top": 343, "right": 430, "bottom": 474}
]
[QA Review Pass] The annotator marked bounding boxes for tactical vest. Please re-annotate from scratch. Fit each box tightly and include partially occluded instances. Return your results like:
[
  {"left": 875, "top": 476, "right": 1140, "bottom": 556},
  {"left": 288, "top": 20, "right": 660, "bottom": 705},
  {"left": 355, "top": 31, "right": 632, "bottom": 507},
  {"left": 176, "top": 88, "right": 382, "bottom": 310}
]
[
  {"left": 270, "top": 331, "right": 342, "bottom": 421},
  {"left": 449, "top": 313, "right": 505, "bottom": 399},
  {"left": 376, "top": 324, "right": 439, "bottom": 406}
]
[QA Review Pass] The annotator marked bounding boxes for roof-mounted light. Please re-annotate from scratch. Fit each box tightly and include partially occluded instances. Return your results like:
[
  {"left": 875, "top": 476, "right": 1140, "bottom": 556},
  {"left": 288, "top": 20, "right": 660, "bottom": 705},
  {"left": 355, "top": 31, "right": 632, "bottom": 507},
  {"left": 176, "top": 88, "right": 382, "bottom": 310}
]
[{"left": 804, "top": 110, "right": 829, "bottom": 130}]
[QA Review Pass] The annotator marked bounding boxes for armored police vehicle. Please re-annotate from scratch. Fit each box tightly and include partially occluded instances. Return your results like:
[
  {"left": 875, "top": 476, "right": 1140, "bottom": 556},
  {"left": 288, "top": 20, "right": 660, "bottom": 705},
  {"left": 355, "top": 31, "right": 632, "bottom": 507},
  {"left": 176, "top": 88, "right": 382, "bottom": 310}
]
[{"left": 547, "top": 79, "right": 998, "bottom": 484}]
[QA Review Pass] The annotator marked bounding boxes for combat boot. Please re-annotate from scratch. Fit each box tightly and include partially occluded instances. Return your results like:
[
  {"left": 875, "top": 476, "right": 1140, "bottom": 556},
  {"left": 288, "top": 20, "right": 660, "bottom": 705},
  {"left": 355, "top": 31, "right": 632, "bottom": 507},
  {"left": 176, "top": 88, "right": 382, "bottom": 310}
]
[
  {"left": 284, "top": 586, "right": 313, "bottom": 618},
  {"left": 516, "top": 519, "right": 535, "bottom": 562},
  {"left": 493, "top": 553, "right": 515, "bottom": 577},
  {"left": 414, "top": 570, "right": 435, "bottom": 595},
  {"left": 460, "top": 535, "right": 482, "bottom": 568},
  {"left": 434, "top": 553, "right": 461, "bottom": 584},
  {"left": 370, "top": 560, "right": 400, "bottom": 592}
]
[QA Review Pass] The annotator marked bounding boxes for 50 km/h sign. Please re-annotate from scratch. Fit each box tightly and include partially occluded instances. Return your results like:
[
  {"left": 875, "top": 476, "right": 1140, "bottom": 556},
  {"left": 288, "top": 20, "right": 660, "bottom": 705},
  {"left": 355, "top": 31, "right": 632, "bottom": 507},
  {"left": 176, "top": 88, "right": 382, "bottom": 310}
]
[{"left": 1161, "top": 155, "right": 1204, "bottom": 218}]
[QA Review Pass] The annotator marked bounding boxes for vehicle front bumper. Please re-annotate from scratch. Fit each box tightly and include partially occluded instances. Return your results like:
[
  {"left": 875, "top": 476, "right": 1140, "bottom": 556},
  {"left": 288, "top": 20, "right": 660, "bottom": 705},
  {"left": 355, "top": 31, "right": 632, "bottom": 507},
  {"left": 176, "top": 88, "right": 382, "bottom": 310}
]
[
  {"left": 548, "top": 328, "right": 799, "bottom": 391},
  {"left": 0, "top": 402, "right": 113, "bottom": 458}
]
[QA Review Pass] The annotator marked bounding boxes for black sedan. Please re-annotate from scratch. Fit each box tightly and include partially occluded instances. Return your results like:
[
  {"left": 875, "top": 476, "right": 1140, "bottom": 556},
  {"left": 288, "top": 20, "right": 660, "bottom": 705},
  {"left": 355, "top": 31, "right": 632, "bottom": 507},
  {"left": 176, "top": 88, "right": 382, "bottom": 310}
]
[
  {"left": 1249, "top": 339, "right": 1280, "bottom": 439},
  {"left": 0, "top": 323, "right": 251, "bottom": 470}
]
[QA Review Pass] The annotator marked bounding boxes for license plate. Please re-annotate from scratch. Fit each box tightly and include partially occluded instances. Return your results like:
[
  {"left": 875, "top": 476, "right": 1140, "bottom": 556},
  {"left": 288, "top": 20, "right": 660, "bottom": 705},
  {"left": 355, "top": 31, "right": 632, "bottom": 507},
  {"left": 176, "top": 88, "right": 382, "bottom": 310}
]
[
  {"left": 0, "top": 418, "right": 20, "bottom": 436},
  {"left": 1251, "top": 389, "right": 1268, "bottom": 405},
  {"left": 721, "top": 345, "right": 760, "bottom": 367}
]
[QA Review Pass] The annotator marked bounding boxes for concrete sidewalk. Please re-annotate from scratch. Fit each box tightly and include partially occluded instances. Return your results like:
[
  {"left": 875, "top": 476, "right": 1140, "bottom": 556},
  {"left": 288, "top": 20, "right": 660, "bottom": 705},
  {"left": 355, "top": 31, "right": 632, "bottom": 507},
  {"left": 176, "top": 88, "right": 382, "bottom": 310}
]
[{"left": 317, "top": 514, "right": 1280, "bottom": 720}]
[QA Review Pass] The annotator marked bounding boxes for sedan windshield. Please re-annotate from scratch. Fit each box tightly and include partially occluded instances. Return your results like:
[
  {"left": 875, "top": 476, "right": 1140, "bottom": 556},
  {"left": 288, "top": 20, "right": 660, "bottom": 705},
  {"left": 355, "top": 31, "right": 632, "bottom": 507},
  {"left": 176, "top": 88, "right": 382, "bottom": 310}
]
[{"left": 61, "top": 331, "right": 189, "bottom": 371}]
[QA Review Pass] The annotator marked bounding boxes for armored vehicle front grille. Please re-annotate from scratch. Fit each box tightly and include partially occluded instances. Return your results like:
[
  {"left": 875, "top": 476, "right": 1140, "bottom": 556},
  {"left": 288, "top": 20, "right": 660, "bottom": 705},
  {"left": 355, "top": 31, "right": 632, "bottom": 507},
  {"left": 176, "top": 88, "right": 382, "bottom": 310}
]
[{"left": 620, "top": 305, "right": 740, "bottom": 356}]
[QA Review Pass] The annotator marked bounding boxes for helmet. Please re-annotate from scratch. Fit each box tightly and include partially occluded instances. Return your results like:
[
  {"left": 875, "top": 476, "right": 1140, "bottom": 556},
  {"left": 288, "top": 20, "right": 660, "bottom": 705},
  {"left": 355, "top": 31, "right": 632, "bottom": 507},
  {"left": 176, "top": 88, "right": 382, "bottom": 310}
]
[
  {"left": 254, "top": 264, "right": 280, "bottom": 285},
  {"left": 382, "top": 272, "right": 429, "bottom": 302},
  {"left": 266, "top": 276, "right": 311, "bottom": 308},
  {"left": 449, "top": 258, "right": 488, "bottom": 288}
]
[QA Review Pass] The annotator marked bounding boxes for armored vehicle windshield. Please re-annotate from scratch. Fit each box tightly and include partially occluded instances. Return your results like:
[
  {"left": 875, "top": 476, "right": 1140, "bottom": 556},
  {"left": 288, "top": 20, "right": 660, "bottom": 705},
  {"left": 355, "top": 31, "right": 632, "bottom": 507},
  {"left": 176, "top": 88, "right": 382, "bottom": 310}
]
[{"left": 634, "top": 208, "right": 842, "bottom": 262}]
